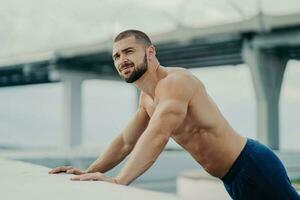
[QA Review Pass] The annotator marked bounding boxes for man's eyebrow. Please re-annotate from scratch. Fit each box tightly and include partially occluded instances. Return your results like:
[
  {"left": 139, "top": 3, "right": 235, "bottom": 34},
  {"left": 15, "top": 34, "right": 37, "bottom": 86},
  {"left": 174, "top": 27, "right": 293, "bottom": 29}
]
[
  {"left": 112, "top": 47, "right": 134, "bottom": 59},
  {"left": 112, "top": 52, "right": 118, "bottom": 59}
]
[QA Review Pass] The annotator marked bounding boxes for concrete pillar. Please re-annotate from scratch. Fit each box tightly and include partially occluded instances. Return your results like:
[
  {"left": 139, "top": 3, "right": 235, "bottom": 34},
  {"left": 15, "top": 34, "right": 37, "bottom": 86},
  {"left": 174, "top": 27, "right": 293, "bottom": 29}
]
[
  {"left": 60, "top": 71, "right": 84, "bottom": 149},
  {"left": 242, "top": 41, "right": 288, "bottom": 150},
  {"left": 136, "top": 87, "right": 141, "bottom": 109}
]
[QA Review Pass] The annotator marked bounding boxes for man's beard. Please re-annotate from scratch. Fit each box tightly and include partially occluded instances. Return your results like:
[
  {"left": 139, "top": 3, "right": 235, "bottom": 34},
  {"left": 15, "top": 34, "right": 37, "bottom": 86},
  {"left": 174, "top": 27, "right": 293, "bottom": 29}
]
[{"left": 121, "top": 54, "right": 148, "bottom": 83}]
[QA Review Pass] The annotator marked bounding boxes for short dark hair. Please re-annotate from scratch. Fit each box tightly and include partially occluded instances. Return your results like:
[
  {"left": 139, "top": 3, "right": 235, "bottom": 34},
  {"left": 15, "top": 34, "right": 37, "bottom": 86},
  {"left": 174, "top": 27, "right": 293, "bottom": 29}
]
[{"left": 114, "top": 30, "right": 152, "bottom": 47}]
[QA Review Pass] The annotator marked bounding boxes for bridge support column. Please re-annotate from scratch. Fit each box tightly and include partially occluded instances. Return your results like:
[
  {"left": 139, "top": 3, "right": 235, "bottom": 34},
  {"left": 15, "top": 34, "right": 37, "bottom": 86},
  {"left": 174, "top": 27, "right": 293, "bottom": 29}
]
[
  {"left": 242, "top": 42, "right": 288, "bottom": 150},
  {"left": 136, "top": 87, "right": 141, "bottom": 109},
  {"left": 60, "top": 71, "right": 85, "bottom": 149}
]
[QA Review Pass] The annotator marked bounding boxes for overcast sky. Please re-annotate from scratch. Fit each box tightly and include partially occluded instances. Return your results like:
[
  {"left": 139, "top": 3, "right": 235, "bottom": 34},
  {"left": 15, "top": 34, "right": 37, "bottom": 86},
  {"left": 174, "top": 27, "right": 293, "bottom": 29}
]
[{"left": 1, "top": 0, "right": 300, "bottom": 57}]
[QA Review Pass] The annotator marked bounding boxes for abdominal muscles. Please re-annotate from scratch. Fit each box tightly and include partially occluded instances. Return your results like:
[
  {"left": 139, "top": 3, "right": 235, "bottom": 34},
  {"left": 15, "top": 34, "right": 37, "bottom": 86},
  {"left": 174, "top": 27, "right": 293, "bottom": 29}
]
[{"left": 172, "top": 121, "right": 241, "bottom": 178}]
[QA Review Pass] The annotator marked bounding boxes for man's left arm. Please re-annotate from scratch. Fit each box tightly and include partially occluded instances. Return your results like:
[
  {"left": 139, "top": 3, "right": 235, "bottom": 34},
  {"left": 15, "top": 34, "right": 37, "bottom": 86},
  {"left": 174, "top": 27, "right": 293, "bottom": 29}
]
[
  {"left": 117, "top": 102, "right": 188, "bottom": 184},
  {"left": 115, "top": 77, "right": 194, "bottom": 185}
]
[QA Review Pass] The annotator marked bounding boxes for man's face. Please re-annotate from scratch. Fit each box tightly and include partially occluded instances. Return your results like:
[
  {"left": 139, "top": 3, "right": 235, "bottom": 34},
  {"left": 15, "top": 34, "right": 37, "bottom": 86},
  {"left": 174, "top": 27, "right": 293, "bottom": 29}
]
[{"left": 112, "top": 36, "right": 148, "bottom": 83}]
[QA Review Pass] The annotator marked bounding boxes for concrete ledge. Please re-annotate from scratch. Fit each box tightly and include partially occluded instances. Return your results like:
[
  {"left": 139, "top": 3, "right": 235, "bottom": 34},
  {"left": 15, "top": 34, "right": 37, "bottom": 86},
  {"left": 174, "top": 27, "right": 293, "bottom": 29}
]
[
  {"left": 0, "top": 159, "right": 178, "bottom": 200},
  {"left": 177, "top": 170, "right": 231, "bottom": 200},
  {"left": 0, "top": 148, "right": 200, "bottom": 182}
]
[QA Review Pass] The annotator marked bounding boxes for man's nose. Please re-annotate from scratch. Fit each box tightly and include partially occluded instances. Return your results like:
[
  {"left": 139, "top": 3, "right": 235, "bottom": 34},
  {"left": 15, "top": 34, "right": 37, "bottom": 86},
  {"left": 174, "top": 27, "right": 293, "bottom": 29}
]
[{"left": 119, "top": 54, "right": 128, "bottom": 64}]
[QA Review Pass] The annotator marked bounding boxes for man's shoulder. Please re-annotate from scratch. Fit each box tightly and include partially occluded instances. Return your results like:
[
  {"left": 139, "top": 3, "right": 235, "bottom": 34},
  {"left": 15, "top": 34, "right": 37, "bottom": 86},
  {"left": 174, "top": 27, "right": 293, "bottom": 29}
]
[
  {"left": 159, "top": 68, "right": 197, "bottom": 89},
  {"left": 156, "top": 68, "right": 198, "bottom": 99}
]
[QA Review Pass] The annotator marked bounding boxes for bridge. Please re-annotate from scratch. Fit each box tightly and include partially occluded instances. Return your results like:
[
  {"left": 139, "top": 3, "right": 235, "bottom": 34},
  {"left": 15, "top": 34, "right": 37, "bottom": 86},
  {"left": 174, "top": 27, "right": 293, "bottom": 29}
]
[{"left": 1, "top": 11, "right": 300, "bottom": 150}]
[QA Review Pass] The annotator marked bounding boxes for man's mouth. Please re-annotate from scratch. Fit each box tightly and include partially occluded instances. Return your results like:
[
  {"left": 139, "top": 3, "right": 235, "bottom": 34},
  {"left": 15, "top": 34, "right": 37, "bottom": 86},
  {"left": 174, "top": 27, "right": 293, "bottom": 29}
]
[
  {"left": 123, "top": 68, "right": 132, "bottom": 75},
  {"left": 120, "top": 65, "right": 133, "bottom": 72}
]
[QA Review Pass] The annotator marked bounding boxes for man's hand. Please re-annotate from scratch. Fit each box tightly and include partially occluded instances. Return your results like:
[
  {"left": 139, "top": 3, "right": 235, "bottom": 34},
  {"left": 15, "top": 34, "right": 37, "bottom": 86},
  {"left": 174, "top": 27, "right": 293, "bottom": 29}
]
[
  {"left": 48, "top": 166, "right": 86, "bottom": 175},
  {"left": 70, "top": 172, "right": 118, "bottom": 184}
]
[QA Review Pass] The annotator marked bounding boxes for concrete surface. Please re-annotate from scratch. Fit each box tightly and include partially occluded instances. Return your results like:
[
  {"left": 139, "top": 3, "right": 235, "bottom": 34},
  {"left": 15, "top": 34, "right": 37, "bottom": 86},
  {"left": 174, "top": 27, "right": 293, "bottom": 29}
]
[
  {"left": 0, "top": 158, "right": 178, "bottom": 200},
  {"left": 177, "top": 170, "right": 231, "bottom": 200}
]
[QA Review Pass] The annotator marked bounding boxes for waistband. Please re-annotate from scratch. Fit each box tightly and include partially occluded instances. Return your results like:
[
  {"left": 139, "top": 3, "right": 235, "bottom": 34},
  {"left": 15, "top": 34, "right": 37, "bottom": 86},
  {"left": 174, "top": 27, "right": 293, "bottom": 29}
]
[{"left": 221, "top": 138, "right": 257, "bottom": 184}]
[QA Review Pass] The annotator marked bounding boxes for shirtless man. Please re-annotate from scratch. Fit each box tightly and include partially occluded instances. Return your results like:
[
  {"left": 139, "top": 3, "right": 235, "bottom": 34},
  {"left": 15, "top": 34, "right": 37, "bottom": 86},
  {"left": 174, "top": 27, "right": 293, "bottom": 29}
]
[{"left": 49, "top": 30, "right": 300, "bottom": 199}]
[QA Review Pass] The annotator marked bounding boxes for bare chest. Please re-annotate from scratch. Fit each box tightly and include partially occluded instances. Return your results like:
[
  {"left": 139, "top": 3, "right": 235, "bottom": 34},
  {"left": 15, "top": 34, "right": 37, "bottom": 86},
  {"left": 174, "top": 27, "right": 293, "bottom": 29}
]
[{"left": 143, "top": 98, "right": 198, "bottom": 142}]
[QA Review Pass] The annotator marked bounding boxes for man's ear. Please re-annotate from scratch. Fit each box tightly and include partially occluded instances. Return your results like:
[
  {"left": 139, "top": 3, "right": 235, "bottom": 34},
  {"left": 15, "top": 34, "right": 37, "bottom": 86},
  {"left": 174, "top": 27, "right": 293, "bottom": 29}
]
[{"left": 147, "top": 45, "right": 156, "bottom": 60}]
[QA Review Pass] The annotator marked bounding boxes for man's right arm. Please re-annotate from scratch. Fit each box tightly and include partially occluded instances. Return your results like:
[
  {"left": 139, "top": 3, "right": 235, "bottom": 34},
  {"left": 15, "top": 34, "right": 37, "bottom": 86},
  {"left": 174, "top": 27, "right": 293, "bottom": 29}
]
[
  {"left": 49, "top": 99, "right": 149, "bottom": 175},
  {"left": 86, "top": 105, "right": 149, "bottom": 173}
]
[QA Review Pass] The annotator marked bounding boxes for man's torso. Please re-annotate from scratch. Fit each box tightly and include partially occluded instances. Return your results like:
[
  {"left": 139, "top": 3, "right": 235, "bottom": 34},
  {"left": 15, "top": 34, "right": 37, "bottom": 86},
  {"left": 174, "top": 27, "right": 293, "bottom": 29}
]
[{"left": 140, "top": 67, "right": 246, "bottom": 178}]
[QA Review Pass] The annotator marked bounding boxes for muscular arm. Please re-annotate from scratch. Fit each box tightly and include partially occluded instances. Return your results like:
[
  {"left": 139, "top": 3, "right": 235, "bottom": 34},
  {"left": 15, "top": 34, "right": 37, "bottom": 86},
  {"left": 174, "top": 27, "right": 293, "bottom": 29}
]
[
  {"left": 49, "top": 94, "right": 150, "bottom": 176},
  {"left": 86, "top": 106, "right": 149, "bottom": 173},
  {"left": 116, "top": 76, "right": 194, "bottom": 185}
]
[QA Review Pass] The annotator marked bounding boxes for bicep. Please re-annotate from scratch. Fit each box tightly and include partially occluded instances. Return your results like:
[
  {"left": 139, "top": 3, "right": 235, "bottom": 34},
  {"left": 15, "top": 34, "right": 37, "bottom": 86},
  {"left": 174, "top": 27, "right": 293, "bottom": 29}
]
[{"left": 147, "top": 99, "right": 188, "bottom": 136}]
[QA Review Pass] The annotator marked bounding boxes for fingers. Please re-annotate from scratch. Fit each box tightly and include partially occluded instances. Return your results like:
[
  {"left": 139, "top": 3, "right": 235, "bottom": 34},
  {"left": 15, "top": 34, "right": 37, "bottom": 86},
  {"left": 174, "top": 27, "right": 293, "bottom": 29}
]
[
  {"left": 70, "top": 173, "right": 102, "bottom": 181},
  {"left": 66, "top": 168, "right": 84, "bottom": 175},
  {"left": 48, "top": 166, "right": 73, "bottom": 174},
  {"left": 69, "top": 173, "right": 116, "bottom": 183},
  {"left": 71, "top": 174, "right": 92, "bottom": 181}
]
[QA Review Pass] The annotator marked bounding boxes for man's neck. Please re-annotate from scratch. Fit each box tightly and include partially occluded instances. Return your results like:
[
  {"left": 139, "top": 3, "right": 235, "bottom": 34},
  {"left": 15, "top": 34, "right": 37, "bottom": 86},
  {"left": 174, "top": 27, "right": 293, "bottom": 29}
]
[{"left": 134, "top": 64, "right": 167, "bottom": 99}]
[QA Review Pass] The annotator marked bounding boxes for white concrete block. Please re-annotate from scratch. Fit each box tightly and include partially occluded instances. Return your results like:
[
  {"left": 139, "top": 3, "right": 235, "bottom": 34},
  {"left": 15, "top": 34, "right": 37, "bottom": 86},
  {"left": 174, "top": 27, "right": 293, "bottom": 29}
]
[
  {"left": 177, "top": 170, "right": 231, "bottom": 200},
  {"left": 0, "top": 158, "right": 178, "bottom": 200}
]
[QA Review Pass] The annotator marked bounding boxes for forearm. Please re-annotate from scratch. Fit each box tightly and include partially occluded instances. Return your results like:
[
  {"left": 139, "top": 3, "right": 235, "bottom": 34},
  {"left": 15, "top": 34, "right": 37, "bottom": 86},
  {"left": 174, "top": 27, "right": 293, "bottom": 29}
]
[
  {"left": 86, "top": 135, "right": 133, "bottom": 173},
  {"left": 116, "top": 132, "right": 169, "bottom": 185}
]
